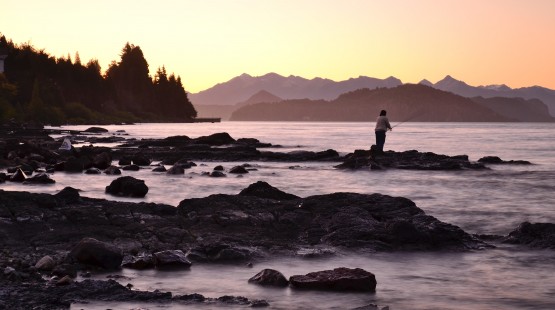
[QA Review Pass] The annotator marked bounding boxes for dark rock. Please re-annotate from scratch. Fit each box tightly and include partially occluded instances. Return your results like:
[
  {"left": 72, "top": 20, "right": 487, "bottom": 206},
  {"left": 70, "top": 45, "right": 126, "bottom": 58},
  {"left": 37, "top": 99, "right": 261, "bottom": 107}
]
[
  {"left": 213, "top": 165, "right": 224, "bottom": 171},
  {"left": 56, "top": 275, "right": 73, "bottom": 286},
  {"left": 239, "top": 181, "right": 300, "bottom": 200},
  {"left": 478, "top": 156, "right": 532, "bottom": 165},
  {"left": 289, "top": 267, "right": 376, "bottom": 292},
  {"left": 210, "top": 171, "right": 226, "bottom": 177},
  {"left": 92, "top": 152, "right": 112, "bottom": 169},
  {"left": 122, "top": 164, "right": 140, "bottom": 171},
  {"left": 118, "top": 157, "right": 132, "bottom": 165},
  {"left": 132, "top": 154, "right": 152, "bottom": 166},
  {"left": 0, "top": 172, "right": 6, "bottom": 183},
  {"left": 248, "top": 269, "right": 289, "bottom": 287},
  {"left": 9, "top": 168, "right": 27, "bottom": 182},
  {"left": 64, "top": 157, "right": 86, "bottom": 172},
  {"left": 229, "top": 166, "right": 249, "bottom": 174},
  {"left": 104, "top": 165, "right": 122, "bottom": 175},
  {"left": 336, "top": 149, "right": 487, "bottom": 170},
  {"left": 502, "top": 222, "right": 555, "bottom": 249},
  {"left": 153, "top": 250, "right": 192, "bottom": 269},
  {"left": 194, "top": 132, "right": 236, "bottom": 145},
  {"left": 35, "top": 255, "right": 56, "bottom": 271},
  {"left": 166, "top": 164, "right": 184, "bottom": 174},
  {"left": 105, "top": 176, "right": 149, "bottom": 197},
  {"left": 84, "top": 127, "right": 109, "bottom": 133},
  {"left": 122, "top": 254, "right": 154, "bottom": 270},
  {"left": 85, "top": 167, "right": 102, "bottom": 174},
  {"left": 55, "top": 186, "right": 81, "bottom": 203},
  {"left": 69, "top": 237, "right": 123, "bottom": 270},
  {"left": 23, "top": 173, "right": 55, "bottom": 184},
  {"left": 152, "top": 165, "right": 167, "bottom": 172}
]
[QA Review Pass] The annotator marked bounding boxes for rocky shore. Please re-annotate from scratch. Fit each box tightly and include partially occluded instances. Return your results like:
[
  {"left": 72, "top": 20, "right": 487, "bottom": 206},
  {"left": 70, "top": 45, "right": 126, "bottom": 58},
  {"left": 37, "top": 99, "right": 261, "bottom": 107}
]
[{"left": 0, "top": 123, "right": 550, "bottom": 309}]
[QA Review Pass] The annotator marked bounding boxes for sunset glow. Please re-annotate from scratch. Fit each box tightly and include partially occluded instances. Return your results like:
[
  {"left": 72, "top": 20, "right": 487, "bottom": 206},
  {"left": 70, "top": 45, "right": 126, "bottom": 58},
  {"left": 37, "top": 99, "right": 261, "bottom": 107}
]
[{"left": 2, "top": 0, "right": 554, "bottom": 93}]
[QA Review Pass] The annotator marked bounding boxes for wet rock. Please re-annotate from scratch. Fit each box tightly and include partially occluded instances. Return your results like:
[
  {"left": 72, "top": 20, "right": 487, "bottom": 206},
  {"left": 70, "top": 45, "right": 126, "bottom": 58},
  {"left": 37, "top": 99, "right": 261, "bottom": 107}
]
[
  {"left": 0, "top": 172, "right": 6, "bottom": 183},
  {"left": 248, "top": 269, "right": 289, "bottom": 287},
  {"left": 289, "top": 267, "right": 377, "bottom": 292},
  {"left": 132, "top": 154, "right": 152, "bottom": 166},
  {"left": 35, "top": 255, "right": 56, "bottom": 271},
  {"left": 213, "top": 165, "right": 224, "bottom": 171},
  {"left": 105, "top": 176, "right": 148, "bottom": 197},
  {"left": 502, "top": 222, "right": 555, "bottom": 249},
  {"left": 122, "top": 254, "right": 154, "bottom": 270},
  {"left": 69, "top": 237, "right": 123, "bottom": 270},
  {"left": 166, "top": 164, "right": 184, "bottom": 174},
  {"left": 104, "top": 165, "right": 122, "bottom": 175},
  {"left": 118, "top": 156, "right": 132, "bottom": 165},
  {"left": 336, "top": 149, "right": 487, "bottom": 170},
  {"left": 92, "top": 152, "right": 112, "bottom": 169},
  {"left": 84, "top": 127, "right": 108, "bottom": 133},
  {"left": 85, "top": 167, "right": 102, "bottom": 174},
  {"left": 153, "top": 250, "right": 192, "bottom": 269},
  {"left": 239, "top": 181, "right": 300, "bottom": 200},
  {"left": 122, "top": 164, "right": 140, "bottom": 171},
  {"left": 54, "top": 186, "right": 81, "bottom": 203},
  {"left": 152, "top": 165, "right": 167, "bottom": 172},
  {"left": 229, "top": 166, "right": 249, "bottom": 174},
  {"left": 210, "top": 171, "right": 226, "bottom": 177},
  {"left": 23, "top": 173, "right": 55, "bottom": 184},
  {"left": 9, "top": 168, "right": 27, "bottom": 182},
  {"left": 478, "top": 156, "right": 532, "bottom": 165},
  {"left": 194, "top": 132, "right": 236, "bottom": 145},
  {"left": 56, "top": 275, "right": 73, "bottom": 286},
  {"left": 64, "top": 157, "right": 86, "bottom": 172}
]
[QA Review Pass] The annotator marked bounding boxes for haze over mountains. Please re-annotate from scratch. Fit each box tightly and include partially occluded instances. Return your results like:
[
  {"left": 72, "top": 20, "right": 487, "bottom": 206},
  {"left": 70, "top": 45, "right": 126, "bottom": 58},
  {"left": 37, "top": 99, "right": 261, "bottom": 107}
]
[{"left": 190, "top": 73, "right": 555, "bottom": 121}]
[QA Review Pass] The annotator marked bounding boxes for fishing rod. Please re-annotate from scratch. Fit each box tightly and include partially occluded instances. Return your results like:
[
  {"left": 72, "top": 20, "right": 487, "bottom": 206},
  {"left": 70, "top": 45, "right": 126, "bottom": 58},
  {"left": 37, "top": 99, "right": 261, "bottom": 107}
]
[{"left": 391, "top": 110, "right": 425, "bottom": 129}]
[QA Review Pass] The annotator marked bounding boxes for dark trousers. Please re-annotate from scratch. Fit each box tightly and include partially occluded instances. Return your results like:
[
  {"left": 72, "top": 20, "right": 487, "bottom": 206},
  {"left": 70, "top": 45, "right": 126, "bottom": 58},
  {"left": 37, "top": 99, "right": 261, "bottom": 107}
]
[{"left": 375, "top": 130, "right": 386, "bottom": 152}]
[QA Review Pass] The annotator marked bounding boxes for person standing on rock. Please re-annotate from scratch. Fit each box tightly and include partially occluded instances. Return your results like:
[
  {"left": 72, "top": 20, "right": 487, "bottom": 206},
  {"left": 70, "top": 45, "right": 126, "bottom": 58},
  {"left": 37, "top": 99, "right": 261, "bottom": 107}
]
[{"left": 374, "top": 110, "right": 392, "bottom": 153}]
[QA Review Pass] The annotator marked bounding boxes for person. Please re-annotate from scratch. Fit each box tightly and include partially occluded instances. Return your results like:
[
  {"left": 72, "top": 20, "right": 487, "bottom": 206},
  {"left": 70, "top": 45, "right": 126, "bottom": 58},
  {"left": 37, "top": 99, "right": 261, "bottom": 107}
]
[{"left": 374, "top": 110, "right": 392, "bottom": 153}]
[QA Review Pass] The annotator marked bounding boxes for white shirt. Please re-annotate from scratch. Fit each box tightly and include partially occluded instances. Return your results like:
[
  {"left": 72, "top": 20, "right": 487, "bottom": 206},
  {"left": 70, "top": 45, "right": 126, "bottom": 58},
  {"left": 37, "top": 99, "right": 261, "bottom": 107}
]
[{"left": 375, "top": 115, "right": 392, "bottom": 131}]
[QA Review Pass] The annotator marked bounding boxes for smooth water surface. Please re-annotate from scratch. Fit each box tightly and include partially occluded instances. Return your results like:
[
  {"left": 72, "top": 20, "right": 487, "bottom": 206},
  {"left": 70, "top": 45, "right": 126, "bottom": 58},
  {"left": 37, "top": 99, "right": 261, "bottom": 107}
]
[{"left": 3, "top": 122, "right": 555, "bottom": 309}]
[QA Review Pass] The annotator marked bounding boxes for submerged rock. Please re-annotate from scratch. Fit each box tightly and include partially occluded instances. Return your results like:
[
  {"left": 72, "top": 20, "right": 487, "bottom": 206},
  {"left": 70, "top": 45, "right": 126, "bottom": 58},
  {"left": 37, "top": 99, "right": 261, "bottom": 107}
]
[
  {"left": 289, "top": 267, "right": 377, "bottom": 292},
  {"left": 478, "top": 156, "right": 532, "bottom": 165}
]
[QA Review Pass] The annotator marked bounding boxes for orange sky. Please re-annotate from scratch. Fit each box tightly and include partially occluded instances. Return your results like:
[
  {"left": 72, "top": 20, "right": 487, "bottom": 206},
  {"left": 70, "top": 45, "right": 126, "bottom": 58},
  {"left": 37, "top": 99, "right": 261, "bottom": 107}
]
[{"left": 2, "top": 0, "right": 554, "bottom": 93}]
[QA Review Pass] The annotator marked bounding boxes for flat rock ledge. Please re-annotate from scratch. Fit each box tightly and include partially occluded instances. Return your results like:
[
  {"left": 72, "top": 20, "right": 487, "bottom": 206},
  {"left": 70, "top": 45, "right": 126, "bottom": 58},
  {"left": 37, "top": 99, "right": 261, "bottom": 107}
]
[{"left": 336, "top": 149, "right": 488, "bottom": 170}]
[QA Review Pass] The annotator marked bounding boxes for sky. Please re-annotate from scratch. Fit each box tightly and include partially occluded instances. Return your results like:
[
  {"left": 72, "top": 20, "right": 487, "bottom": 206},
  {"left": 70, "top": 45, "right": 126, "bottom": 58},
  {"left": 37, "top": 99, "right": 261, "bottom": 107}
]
[{"left": 2, "top": 0, "right": 555, "bottom": 93}]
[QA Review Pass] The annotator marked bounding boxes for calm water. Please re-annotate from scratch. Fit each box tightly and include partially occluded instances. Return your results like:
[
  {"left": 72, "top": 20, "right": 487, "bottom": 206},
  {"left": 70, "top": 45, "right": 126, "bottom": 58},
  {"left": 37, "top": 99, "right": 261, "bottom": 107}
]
[{"left": 4, "top": 122, "right": 555, "bottom": 309}]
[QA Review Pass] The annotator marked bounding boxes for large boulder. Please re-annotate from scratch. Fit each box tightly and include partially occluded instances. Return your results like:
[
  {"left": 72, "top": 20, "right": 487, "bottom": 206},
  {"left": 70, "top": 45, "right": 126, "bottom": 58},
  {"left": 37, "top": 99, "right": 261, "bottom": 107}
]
[
  {"left": 105, "top": 176, "right": 149, "bottom": 197},
  {"left": 248, "top": 269, "right": 289, "bottom": 287},
  {"left": 229, "top": 166, "right": 249, "bottom": 174},
  {"left": 68, "top": 237, "right": 123, "bottom": 269},
  {"left": 9, "top": 168, "right": 27, "bottom": 182},
  {"left": 23, "top": 173, "right": 55, "bottom": 184},
  {"left": 153, "top": 250, "right": 192, "bottom": 269},
  {"left": 289, "top": 267, "right": 376, "bottom": 292}
]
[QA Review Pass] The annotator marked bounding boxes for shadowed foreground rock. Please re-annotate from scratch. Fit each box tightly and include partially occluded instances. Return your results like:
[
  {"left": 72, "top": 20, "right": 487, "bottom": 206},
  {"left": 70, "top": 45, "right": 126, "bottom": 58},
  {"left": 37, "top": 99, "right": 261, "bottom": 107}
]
[{"left": 289, "top": 267, "right": 377, "bottom": 292}]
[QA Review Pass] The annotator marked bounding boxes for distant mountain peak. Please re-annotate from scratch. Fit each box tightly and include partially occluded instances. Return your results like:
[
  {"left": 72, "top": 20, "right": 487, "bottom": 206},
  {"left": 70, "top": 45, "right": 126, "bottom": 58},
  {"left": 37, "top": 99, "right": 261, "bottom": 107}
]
[
  {"left": 238, "top": 89, "right": 282, "bottom": 106},
  {"left": 419, "top": 79, "right": 434, "bottom": 86}
]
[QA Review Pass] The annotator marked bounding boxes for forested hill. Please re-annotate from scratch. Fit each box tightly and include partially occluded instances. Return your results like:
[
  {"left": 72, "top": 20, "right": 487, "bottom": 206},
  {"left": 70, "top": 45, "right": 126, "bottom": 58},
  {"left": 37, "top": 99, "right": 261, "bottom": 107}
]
[
  {"left": 230, "top": 84, "right": 555, "bottom": 122},
  {"left": 0, "top": 35, "right": 196, "bottom": 125}
]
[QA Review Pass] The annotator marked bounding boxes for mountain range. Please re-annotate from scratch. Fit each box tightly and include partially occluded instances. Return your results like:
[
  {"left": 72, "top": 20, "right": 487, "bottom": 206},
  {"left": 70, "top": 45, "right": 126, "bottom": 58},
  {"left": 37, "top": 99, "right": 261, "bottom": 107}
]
[
  {"left": 229, "top": 84, "right": 555, "bottom": 122},
  {"left": 190, "top": 73, "right": 555, "bottom": 120}
]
